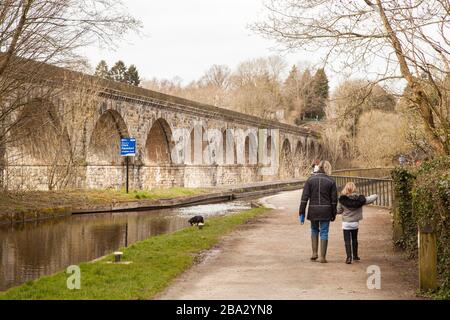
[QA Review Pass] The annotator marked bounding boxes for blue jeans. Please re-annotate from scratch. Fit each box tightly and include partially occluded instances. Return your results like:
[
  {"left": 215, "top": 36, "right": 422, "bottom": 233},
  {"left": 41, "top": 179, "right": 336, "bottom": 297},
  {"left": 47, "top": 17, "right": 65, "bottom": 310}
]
[{"left": 311, "top": 220, "right": 330, "bottom": 240}]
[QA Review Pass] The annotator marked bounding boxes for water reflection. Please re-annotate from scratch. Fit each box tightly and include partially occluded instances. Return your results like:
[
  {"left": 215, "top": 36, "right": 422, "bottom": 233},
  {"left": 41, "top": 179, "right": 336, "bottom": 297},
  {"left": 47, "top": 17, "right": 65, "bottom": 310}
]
[{"left": 0, "top": 201, "right": 250, "bottom": 291}]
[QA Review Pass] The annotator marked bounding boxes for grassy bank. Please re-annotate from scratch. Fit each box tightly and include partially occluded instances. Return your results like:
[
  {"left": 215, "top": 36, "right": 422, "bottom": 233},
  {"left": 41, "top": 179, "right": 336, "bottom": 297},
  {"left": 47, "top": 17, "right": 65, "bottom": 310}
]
[
  {"left": 0, "top": 187, "right": 209, "bottom": 215},
  {"left": 0, "top": 207, "right": 269, "bottom": 300}
]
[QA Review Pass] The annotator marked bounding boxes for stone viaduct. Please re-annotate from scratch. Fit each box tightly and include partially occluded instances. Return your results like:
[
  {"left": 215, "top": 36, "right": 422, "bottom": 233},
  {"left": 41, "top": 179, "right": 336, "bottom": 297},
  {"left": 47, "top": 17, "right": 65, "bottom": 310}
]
[{"left": 1, "top": 64, "right": 322, "bottom": 191}]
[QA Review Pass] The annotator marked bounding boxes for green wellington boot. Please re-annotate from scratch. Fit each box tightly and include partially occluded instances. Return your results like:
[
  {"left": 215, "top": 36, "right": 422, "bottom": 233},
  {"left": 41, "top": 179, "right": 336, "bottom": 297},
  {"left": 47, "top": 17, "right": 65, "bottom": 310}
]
[
  {"left": 310, "top": 235, "right": 319, "bottom": 261},
  {"left": 352, "top": 241, "right": 360, "bottom": 261},
  {"left": 319, "top": 240, "right": 328, "bottom": 263},
  {"left": 345, "top": 243, "right": 352, "bottom": 264}
]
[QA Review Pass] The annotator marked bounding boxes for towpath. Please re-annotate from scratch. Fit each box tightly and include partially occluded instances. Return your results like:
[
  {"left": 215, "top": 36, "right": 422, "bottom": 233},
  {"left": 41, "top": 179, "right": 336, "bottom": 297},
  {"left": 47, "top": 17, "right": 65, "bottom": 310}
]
[{"left": 157, "top": 190, "right": 418, "bottom": 300}]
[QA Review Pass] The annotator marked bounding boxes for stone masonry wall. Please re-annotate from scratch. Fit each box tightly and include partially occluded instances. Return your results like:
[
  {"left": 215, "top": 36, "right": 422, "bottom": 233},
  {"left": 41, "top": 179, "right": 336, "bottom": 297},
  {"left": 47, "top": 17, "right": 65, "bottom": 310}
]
[{"left": 3, "top": 71, "right": 323, "bottom": 191}]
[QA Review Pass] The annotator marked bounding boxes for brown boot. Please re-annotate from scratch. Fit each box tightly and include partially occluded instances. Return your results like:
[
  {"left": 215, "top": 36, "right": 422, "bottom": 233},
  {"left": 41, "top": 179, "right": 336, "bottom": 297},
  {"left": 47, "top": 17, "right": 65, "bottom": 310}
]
[
  {"left": 310, "top": 234, "right": 319, "bottom": 261},
  {"left": 319, "top": 240, "right": 328, "bottom": 263}
]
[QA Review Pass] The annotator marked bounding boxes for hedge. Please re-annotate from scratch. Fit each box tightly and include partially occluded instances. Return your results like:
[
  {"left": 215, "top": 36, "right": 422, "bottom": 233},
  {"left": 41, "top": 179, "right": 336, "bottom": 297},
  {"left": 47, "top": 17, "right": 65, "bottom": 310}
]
[{"left": 391, "top": 156, "right": 450, "bottom": 297}]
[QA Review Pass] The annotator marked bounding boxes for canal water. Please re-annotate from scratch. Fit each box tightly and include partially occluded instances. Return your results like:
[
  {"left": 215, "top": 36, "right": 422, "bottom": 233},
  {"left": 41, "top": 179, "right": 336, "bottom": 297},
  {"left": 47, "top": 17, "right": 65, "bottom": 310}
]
[{"left": 0, "top": 201, "right": 251, "bottom": 291}]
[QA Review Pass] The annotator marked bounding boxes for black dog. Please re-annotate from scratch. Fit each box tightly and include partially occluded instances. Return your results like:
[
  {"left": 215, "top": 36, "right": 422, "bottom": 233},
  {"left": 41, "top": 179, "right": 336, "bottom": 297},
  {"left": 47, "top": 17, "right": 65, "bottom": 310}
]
[{"left": 188, "top": 216, "right": 204, "bottom": 226}]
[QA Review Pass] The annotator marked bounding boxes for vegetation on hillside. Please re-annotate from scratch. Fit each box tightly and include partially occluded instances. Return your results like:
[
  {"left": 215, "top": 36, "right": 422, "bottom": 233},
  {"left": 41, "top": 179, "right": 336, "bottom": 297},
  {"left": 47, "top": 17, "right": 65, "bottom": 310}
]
[{"left": 141, "top": 57, "right": 329, "bottom": 125}]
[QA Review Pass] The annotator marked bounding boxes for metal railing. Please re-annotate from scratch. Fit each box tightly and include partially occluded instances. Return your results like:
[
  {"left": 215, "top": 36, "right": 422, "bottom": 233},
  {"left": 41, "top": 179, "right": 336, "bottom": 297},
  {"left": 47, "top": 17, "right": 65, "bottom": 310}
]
[
  {"left": 331, "top": 175, "right": 395, "bottom": 208},
  {"left": 332, "top": 167, "right": 394, "bottom": 179}
]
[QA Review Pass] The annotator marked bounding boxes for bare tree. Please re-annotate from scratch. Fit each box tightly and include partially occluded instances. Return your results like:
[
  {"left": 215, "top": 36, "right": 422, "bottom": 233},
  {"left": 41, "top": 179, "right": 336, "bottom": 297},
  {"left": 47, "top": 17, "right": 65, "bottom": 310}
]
[
  {"left": 330, "top": 80, "right": 396, "bottom": 131},
  {"left": 0, "top": 0, "right": 140, "bottom": 135},
  {"left": 49, "top": 75, "right": 102, "bottom": 190},
  {"left": 230, "top": 56, "right": 286, "bottom": 119},
  {"left": 200, "top": 64, "right": 231, "bottom": 89},
  {"left": 141, "top": 77, "right": 184, "bottom": 97},
  {"left": 254, "top": 0, "right": 449, "bottom": 155},
  {"left": 355, "top": 110, "right": 411, "bottom": 167},
  {"left": 0, "top": 0, "right": 141, "bottom": 188},
  {"left": 144, "top": 56, "right": 328, "bottom": 124},
  {"left": 321, "top": 123, "right": 350, "bottom": 167},
  {"left": 2, "top": 69, "right": 112, "bottom": 190},
  {"left": 321, "top": 79, "right": 399, "bottom": 163}
]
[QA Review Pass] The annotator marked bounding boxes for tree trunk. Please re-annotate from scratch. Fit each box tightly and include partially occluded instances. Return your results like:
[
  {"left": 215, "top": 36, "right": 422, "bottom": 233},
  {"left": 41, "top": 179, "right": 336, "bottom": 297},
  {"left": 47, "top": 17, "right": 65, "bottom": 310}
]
[
  {"left": 375, "top": 0, "right": 447, "bottom": 155},
  {"left": 412, "top": 87, "right": 447, "bottom": 155}
]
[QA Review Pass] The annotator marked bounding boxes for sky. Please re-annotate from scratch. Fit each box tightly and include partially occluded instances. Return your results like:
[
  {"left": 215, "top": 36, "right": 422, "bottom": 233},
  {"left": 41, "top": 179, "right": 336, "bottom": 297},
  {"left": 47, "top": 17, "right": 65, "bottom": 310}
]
[{"left": 83, "top": 0, "right": 324, "bottom": 85}]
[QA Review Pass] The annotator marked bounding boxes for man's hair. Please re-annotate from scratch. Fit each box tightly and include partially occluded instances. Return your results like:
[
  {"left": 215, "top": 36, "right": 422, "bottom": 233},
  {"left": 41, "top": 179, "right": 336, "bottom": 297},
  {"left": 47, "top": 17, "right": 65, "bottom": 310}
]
[{"left": 318, "top": 160, "right": 332, "bottom": 175}]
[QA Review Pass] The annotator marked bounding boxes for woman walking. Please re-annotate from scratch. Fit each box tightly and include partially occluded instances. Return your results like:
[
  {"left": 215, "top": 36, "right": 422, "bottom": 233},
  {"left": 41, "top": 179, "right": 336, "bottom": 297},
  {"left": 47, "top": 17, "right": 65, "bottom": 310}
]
[
  {"left": 337, "top": 182, "right": 378, "bottom": 264},
  {"left": 299, "top": 160, "right": 338, "bottom": 263}
]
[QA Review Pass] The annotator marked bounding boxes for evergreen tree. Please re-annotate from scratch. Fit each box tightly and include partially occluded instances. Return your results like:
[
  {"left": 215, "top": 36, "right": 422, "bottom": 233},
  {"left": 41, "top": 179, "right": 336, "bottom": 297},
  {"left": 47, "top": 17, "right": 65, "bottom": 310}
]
[
  {"left": 94, "top": 60, "right": 110, "bottom": 79},
  {"left": 313, "top": 68, "right": 329, "bottom": 101},
  {"left": 125, "top": 64, "right": 140, "bottom": 86},
  {"left": 109, "top": 60, "right": 127, "bottom": 83},
  {"left": 283, "top": 65, "right": 300, "bottom": 107},
  {"left": 283, "top": 65, "right": 302, "bottom": 121},
  {"left": 284, "top": 65, "right": 300, "bottom": 88},
  {"left": 299, "top": 69, "right": 315, "bottom": 118},
  {"left": 310, "top": 68, "right": 329, "bottom": 119}
]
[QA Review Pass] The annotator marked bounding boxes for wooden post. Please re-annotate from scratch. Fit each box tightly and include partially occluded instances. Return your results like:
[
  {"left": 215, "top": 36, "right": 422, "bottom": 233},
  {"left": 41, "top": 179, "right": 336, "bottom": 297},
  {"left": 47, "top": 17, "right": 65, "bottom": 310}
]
[
  {"left": 392, "top": 207, "right": 403, "bottom": 243},
  {"left": 418, "top": 225, "right": 437, "bottom": 291}
]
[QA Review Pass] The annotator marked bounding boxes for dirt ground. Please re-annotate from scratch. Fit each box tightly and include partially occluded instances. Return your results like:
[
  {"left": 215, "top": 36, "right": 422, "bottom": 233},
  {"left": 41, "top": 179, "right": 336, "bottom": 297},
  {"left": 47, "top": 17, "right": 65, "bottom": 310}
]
[{"left": 157, "top": 190, "right": 420, "bottom": 300}]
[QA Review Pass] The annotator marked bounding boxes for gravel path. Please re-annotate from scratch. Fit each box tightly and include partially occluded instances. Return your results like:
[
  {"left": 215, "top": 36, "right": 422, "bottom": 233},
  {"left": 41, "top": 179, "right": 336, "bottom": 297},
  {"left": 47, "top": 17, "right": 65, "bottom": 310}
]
[{"left": 157, "top": 190, "right": 419, "bottom": 300}]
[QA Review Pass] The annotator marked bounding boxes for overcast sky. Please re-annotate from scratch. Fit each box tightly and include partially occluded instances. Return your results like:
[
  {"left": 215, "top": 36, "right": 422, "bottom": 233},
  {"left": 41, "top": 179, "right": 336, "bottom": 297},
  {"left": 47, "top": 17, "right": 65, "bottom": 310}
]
[{"left": 83, "top": 0, "right": 322, "bottom": 85}]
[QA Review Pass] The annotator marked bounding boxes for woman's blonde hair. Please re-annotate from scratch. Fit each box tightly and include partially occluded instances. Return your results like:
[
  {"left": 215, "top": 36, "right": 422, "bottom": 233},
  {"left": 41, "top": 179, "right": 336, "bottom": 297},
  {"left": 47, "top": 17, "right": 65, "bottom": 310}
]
[
  {"left": 318, "top": 160, "right": 332, "bottom": 175},
  {"left": 342, "top": 182, "right": 357, "bottom": 195}
]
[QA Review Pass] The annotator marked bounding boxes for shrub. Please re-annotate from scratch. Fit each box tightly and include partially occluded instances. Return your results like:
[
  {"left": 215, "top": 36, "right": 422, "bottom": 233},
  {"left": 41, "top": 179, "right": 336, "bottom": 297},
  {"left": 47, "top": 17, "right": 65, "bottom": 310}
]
[
  {"left": 391, "top": 156, "right": 450, "bottom": 295},
  {"left": 391, "top": 166, "right": 417, "bottom": 254},
  {"left": 412, "top": 157, "right": 450, "bottom": 292}
]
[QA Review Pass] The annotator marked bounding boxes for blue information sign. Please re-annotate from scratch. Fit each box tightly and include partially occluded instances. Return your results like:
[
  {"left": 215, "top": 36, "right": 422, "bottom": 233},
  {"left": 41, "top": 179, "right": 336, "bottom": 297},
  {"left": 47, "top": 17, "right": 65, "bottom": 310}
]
[{"left": 121, "top": 138, "right": 136, "bottom": 157}]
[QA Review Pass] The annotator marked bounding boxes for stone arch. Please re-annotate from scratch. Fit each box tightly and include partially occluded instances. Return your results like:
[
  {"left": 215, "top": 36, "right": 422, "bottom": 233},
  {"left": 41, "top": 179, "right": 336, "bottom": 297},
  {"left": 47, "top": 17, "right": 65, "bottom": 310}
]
[
  {"left": 281, "top": 139, "right": 292, "bottom": 157},
  {"left": 11, "top": 98, "right": 71, "bottom": 165},
  {"left": 244, "top": 136, "right": 250, "bottom": 165},
  {"left": 306, "top": 138, "right": 315, "bottom": 161},
  {"left": 87, "top": 109, "right": 129, "bottom": 165},
  {"left": 309, "top": 140, "right": 322, "bottom": 162},
  {"left": 189, "top": 124, "right": 207, "bottom": 165},
  {"left": 222, "top": 131, "right": 227, "bottom": 164},
  {"left": 280, "top": 138, "right": 294, "bottom": 178},
  {"left": 307, "top": 140, "right": 319, "bottom": 165},
  {"left": 266, "top": 136, "right": 273, "bottom": 165},
  {"left": 313, "top": 141, "right": 320, "bottom": 158},
  {"left": 222, "top": 129, "right": 237, "bottom": 165},
  {"left": 295, "top": 140, "right": 305, "bottom": 158},
  {"left": 294, "top": 140, "right": 305, "bottom": 178},
  {"left": 244, "top": 132, "right": 258, "bottom": 165},
  {"left": 144, "top": 118, "right": 173, "bottom": 165}
]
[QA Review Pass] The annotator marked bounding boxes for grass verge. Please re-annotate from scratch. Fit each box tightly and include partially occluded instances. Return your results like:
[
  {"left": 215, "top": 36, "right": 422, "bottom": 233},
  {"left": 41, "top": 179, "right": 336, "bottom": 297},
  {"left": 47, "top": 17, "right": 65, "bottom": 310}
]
[
  {"left": 0, "top": 187, "right": 209, "bottom": 214},
  {"left": 0, "top": 207, "right": 269, "bottom": 300}
]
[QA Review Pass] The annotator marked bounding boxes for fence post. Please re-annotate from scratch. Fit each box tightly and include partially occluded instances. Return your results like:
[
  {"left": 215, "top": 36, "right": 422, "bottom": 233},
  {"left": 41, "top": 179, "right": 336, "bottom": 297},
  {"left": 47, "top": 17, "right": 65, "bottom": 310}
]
[
  {"left": 392, "top": 207, "right": 403, "bottom": 243},
  {"left": 418, "top": 225, "right": 437, "bottom": 291}
]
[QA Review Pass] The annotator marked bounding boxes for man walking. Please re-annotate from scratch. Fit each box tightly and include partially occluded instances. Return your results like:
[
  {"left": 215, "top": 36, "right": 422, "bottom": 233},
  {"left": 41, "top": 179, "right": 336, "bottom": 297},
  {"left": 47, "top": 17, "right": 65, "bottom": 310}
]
[{"left": 299, "top": 160, "right": 337, "bottom": 263}]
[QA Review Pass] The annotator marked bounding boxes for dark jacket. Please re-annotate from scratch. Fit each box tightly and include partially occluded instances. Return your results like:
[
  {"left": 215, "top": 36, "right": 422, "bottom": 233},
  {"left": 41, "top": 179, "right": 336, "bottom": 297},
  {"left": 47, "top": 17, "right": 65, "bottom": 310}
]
[
  {"left": 337, "top": 194, "right": 378, "bottom": 222},
  {"left": 299, "top": 172, "right": 338, "bottom": 221}
]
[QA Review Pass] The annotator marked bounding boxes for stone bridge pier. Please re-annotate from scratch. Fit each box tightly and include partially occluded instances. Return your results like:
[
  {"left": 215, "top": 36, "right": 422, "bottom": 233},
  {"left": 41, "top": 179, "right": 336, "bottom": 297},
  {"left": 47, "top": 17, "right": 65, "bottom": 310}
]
[{"left": 1, "top": 70, "right": 323, "bottom": 191}]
